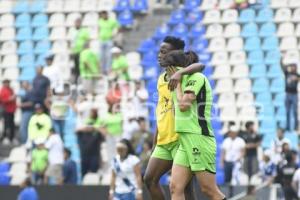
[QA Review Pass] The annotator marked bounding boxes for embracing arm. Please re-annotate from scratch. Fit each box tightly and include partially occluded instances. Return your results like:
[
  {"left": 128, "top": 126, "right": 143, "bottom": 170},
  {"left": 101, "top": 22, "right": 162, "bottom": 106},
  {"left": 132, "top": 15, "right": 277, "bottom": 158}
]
[
  {"left": 168, "top": 63, "right": 205, "bottom": 91},
  {"left": 176, "top": 83, "right": 195, "bottom": 112}
]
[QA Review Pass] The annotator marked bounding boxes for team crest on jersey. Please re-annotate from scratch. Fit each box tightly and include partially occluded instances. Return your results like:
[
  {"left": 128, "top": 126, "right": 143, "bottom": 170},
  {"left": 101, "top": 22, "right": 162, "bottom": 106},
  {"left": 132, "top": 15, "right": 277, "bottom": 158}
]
[{"left": 186, "top": 80, "right": 196, "bottom": 87}]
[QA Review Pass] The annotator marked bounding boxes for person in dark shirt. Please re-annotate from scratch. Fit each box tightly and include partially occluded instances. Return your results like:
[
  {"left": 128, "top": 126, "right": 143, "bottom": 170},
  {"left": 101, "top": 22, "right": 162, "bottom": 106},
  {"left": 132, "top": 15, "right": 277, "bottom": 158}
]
[
  {"left": 19, "top": 81, "right": 34, "bottom": 144},
  {"left": 241, "top": 121, "right": 262, "bottom": 182},
  {"left": 281, "top": 61, "right": 300, "bottom": 131},
  {"left": 277, "top": 151, "right": 298, "bottom": 200},
  {"left": 63, "top": 148, "right": 78, "bottom": 184},
  {"left": 32, "top": 67, "right": 50, "bottom": 108}
]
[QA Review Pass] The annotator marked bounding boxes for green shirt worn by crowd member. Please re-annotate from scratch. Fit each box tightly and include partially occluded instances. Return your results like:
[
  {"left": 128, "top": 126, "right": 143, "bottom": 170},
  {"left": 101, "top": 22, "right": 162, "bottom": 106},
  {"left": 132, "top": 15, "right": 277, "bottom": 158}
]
[
  {"left": 31, "top": 148, "right": 48, "bottom": 173},
  {"left": 28, "top": 114, "right": 52, "bottom": 142},
  {"left": 85, "top": 117, "right": 102, "bottom": 129},
  {"left": 79, "top": 49, "right": 99, "bottom": 79},
  {"left": 112, "top": 55, "right": 130, "bottom": 80},
  {"left": 72, "top": 28, "right": 90, "bottom": 54},
  {"left": 172, "top": 72, "right": 214, "bottom": 137},
  {"left": 101, "top": 112, "right": 123, "bottom": 136},
  {"left": 98, "top": 18, "right": 119, "bottom": 42}
]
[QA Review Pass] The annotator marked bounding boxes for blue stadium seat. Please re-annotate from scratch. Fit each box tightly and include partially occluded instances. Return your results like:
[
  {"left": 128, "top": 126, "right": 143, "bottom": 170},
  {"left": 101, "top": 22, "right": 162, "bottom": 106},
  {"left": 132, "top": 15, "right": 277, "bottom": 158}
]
[
  {"left": 141, "top": 51, "right": 158, "bottom": 67},
  {"left": 17, "top": 41, "right": 34, "bottom": 55},
  {"left": 153, "top": 25, "right": 171, "bottom": 40},
  {"left": 239, "top": 8, "right": 256, "bottom": 23},
  {"left": 273, "top": 93, "right": 285, "bottom": 107},
  {"left": 35, "top": 54, "right": 47, "bottom": 66},
  {"left": 34, "top": 40, "right": 51, "bottom": 55},
  {"left": 146, "top": 79, "right": 157, "bottom": 93},
  {"left": 15, "top": 13, "right": 31, "bottom": 28},
  {"left": 270, "top": 78, "right": 285, "bottom": 93},
  {"left": 29, "top": 0, "right": 46, "bottom": 13},
  {"left": 259, "top": 120, "right": 276, "bottom": 134},
  {"left": 189, "top": 22, "right": 206, "bottom": 38},
  {"left": 285, "top": 132, "right": 298, "bottom": 150},
  {"left": 247, "top": 50, "right": 264, "bottom": 65},
  {"left": 191, "top": 37, "right": 208, "bottom": 53},
  {"left": 16, "top": 28, "right": 32, "bottom": 41},
  {"left": 265, "top": 50, "right": 281, "bottom": 65},
  {"left": 212, "top": 120, "right": 222, "bottom": 131},
  {"left": 216, "top": 171, "right": 225, "bottom": 185},
  {"left": 252, "top": 78, "right": 269, "bottom": 93},
  {"left": 144, "top": 66, "right": 159, "bottom": 80},
  {"left": 0, "top": 174, "right": 10, "bottom": 185},
  {"left": 255, "top": 8, "right": 273, "bottom": 23},
  {"left": 262, "top": 36, "right": 279, "bottom": 51},
  {"left": 185, "top": 9, "right": 203, "bottom": 25},
  {"left": 259, "top": 23, "right": 276, "bottom": 37},
  {"left": 203, "top": 66, "right": 213, "bottom": 77},
  {"left": 255, "top": 92, "right": 272, "bottom": 105},
  {"left": 168, "top": 10, "right": 186, "bottom": 25},
  {"left": 32, "top": 27, "right": 49, "bottom": 41},
  {"left": 244, "top": 37, "right": 261, "bottom": 51},
  {"left": 117, "top": 10, "right": 134, "bottom": 27},
  {"left": 267, "top": 64, "right": 283, "bottom": 78},
  {"left": 18, "top": 54, "right": 35, "bottom": 68},
  {"left": 249, "top": 64, "right": 267, "bottom": 78},
  {"left": 261, "top": 133, "right": 275, "bottom": 148},
  {"left": 19, "top": 68, "right": 36, "bottom": 81},
  {"left": 12, "top": 1, "right": 29, "bottom": 13},
  {"left": 241, "top": 23, "right": 258, "bottom": 37},
  {"left": 198, "top": 51, "right": 211, "bottom": 65},
  {"left": 138, "top": 38, "right": 157, "bottom": 53},
  {"left": 171, "top": 23, "right": 188, "bottom": 38},
  {"left": 0, "top": 162, "right": 10, "bottom": 174},
  {"left": 31, "top": 14, "right": 48, "bottom": 27},
  {"left": 131, "top": 0, "right": 148, "bottom": 13},
  {"left": 275, "top": 106, "right": 286, "bottom": 121},
  {"left": 114, "top": 0, "right": 131, "bottom": 12},
  {"left": 184, "top": 0, "right": 201, "bottom": 11},
  {"left": 258, "top": 105, "right": 275, "bottom": 121}
]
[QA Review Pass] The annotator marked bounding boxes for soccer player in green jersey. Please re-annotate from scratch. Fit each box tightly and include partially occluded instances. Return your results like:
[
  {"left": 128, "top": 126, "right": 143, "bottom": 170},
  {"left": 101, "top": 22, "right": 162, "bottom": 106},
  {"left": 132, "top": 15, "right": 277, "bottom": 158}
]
[{"left": 161, "top": 50, "right": 226, "bottom": 200}]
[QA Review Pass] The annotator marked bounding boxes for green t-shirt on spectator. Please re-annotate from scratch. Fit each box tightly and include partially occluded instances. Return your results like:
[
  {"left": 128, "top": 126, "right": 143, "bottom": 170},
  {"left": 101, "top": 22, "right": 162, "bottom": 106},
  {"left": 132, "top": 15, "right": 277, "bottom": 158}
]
[
  {"left": 235, "top": 0, "right": 247, "bottom": 3},
  {"left": 101, "top": 112, "right": 123, "bottom": 136},
  {"left": 98, "top": 18, "right": 119, "bottom": 42},
  {"left": 72, "top": 28, "right": 90, "bottom": 54},
  {"left": 112, "top": 55, "right": 130, "bottom": 80},
  {"left": 31, "top": 148, "right": 48, "bottom": 173},
  {"left": 28, "top": 114, "right": 52, "bottom": 142},
  {"left": 79, "top": 49, "right": 99, "bottom": 79},
  {"left": 85, "top": 117, "right": 102, "bottom": 129}
]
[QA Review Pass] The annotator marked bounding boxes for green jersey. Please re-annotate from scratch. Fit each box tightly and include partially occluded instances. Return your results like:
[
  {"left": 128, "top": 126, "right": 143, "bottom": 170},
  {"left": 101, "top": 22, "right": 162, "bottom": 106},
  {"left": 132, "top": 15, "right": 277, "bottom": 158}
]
[
  {"left": 98, "top": 18, "right": 119, "bottom": 41},
  {"left": 173, "top": 72, "right": 214, "bottom": 137},
  {"left": 112, "top": 55, "right": 129, "bottom": 80},
  {"left": 72, "top": 28, "right": 90, "bottom": 54},
  {"left": 79, "top": 49, "right": 99, "bottom": 79}
]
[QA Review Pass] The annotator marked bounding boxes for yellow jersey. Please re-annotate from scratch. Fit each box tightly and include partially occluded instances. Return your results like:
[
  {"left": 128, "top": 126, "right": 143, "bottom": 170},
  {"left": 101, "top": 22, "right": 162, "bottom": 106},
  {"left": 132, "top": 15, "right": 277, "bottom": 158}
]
[{"left": 156, "top": 72, "right": 178, "bottom": 145}]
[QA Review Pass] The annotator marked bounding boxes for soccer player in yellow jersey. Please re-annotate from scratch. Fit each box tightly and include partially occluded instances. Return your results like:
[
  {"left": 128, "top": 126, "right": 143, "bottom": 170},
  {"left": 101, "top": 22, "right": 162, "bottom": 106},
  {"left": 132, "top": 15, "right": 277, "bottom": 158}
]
[{"left": 143, "top": 36, "right": 204, "bottom": 200}]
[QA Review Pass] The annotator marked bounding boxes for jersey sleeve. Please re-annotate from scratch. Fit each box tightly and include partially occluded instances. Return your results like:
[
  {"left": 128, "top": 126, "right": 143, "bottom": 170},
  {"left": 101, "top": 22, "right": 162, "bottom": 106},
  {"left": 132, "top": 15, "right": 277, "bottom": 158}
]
[{"left": 183, "top": 73, "right": 205, "bottom": 96}]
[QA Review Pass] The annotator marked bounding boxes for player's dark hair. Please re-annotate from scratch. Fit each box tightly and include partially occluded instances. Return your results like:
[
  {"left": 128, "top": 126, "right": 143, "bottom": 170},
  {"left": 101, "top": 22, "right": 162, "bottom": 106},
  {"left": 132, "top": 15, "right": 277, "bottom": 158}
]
[
  {"left": 64, "top": 148, "right": 72, "bottom": 157},
  {"left": 245, "top": 121, "right": 254, "bottom": 129},
  {"left": 163, "top": 50, "right": 188, "bottom": 68},
  {"left": 119, "top": 139, "right": 135, "bottom": 155},
  {"left": 163, "top": 36, "right": 185, "bottom": 50},
  {"left": 185, "top": 51, "right": 199, "bottom": 65}
]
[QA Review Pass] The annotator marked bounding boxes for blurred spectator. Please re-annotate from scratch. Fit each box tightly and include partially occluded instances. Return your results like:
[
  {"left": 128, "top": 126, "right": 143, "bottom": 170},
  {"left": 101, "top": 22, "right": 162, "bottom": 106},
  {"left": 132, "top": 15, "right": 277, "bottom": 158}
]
[
  {"left": 98, "top": 10, "right": 120, "bottom": 74},
  {"left": 19, "top": 81, "right": 34, "bottom": 144},
  {"left": 292, "top": 165, "right": 300, "bottom": 199},
  {"left": 43, "top": 55, "right": 63, "bottom": 93},
  {"left": 79, "top": 42, "right": 100, "bottom": 94},
  {"left": 0, "top": 79, "right": 17, "bottom": 145},
  {"left": 76, "top": 108, "right": 105, "bottom": 176},
  {"left": 109, "top": 139, "right": 143, "bottom": 200},
  {"left": 49, "top": 91, "right": 70, "bottom": 138},
  {"left": 270, "top": 128, "right": 291, "bottom": 165},
  {"left": 131, "top": 117, "right": 153, "bottom": 155},
  {"left": 281, "top": 62, "right": 300, "bottom": 131},
  {"left": 106, "top": 82, "right": 122, "bottom": 106},
  {"left": 123, "top": 117, "right": 139, "bottom": 140},
  {"left": 140, "top": 140, "right": 152, "bottom": 175},
  {"left": 100, "top": 104, "right": 123, "bottom": 168},
  {"left": 111, "top": 47, "right": 130, "bottom": 81},
  {"left": 277, "top": 151, "right": 298, "bottom": 200},
  {"left": 70, "top": 18, "right": 90, "bottom": 84},
  {"left": 132, "top": 81, "right": 149, "bottom": 118},
  {"left": 18, "top": 178, "right": 39, "bottom": 200},
  {"left": 63, "top": 148, "right": 78, "bottom": 185},
  {"left": 156, "top": 0, "right": 180, "bottom": 9},
  {"left": 259, "top": 150, "right": 277, "bottom": 185},
  {"left": 27, "top": 104, "right": 52, "bottom": 146},
  {"left": 241, "top": 121, "right": 262, "bottom": 182},
  {"left": 232, "top": 0, "right": 249, "bottom": 9},
  {"left": 32, "top": 67, "right": 50, "bottom": 108},
  {"left": 44, "top": 129, "right": 64, "bottom": 185},
  {"left": 30, "top": 138, "right": 48, "bottom": 185},
  {"left": 221, "top": 125, "right": 246, "bottom": 184}
]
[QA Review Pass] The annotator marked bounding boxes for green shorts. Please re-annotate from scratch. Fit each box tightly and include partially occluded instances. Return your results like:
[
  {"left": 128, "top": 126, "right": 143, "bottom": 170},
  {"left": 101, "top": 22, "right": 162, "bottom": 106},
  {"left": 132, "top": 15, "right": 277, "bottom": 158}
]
[
  {"left": 174, "top": 133, "right": 217, "bottom": 173},
  {"left": 151, "top": 141, "right": 179, "bottom": 161}
]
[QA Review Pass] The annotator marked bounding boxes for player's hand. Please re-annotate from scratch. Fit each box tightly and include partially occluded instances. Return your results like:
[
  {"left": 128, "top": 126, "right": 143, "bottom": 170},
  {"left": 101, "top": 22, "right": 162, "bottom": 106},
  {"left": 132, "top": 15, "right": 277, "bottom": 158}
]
[{"left": 168, "top": 70, "right": 182, "bottom": 91}]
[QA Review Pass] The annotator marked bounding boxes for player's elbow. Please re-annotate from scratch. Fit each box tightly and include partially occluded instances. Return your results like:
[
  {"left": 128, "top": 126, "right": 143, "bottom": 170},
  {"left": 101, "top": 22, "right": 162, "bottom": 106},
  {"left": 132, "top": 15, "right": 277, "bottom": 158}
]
[{"left": 179, "top": 104, "right": 190, "bottom": 112}]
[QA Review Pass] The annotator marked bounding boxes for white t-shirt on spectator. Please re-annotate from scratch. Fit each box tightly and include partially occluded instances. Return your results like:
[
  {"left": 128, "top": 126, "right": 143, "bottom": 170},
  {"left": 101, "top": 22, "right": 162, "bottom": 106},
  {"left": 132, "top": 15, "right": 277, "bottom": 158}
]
[
  {"left": 122, "top": 120, "right": 139, "bottom": 140},
  {"left": 112, "top": 154, "right": 140, "bottom": 194},
  {"left": 45, "top": 134, "right": 64, "bottom": 165},
  {"left": 222, "top": 136, "right": 246, "bottom": 162},
  {"left": 293, "top": 168, "right": 300, "bottom": 198},
  {"left": 43, "top": 65, "right": 63, "bottom": 92},
  {"left": 270, "top": 137, "right": 291, "bottom": 164}
]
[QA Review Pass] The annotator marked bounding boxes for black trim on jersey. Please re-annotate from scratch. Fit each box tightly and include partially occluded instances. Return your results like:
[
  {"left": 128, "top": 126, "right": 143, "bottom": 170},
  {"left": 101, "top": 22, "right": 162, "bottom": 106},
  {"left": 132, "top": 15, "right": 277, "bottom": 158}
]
[{"left": 196, "top": 82, "right": 210, "bottom": 136}]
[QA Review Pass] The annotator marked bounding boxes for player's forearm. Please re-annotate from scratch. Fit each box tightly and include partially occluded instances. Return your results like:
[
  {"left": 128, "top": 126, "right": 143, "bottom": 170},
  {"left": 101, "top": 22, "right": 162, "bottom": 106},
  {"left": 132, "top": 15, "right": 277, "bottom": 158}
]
[{"left": 177, "top": 63, "right": 204, "bottom": 75}]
